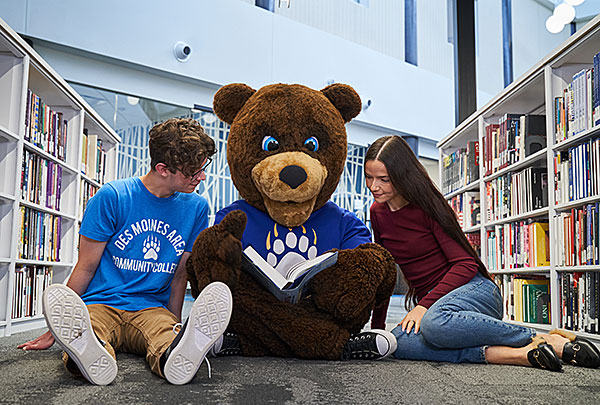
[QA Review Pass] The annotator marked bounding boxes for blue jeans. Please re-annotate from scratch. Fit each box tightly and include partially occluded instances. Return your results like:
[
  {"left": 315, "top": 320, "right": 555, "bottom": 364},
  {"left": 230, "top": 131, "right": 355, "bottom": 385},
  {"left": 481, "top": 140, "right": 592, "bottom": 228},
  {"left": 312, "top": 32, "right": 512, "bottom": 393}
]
[{"left": 391, "top": 273, "right": 536, "bottom": 363}]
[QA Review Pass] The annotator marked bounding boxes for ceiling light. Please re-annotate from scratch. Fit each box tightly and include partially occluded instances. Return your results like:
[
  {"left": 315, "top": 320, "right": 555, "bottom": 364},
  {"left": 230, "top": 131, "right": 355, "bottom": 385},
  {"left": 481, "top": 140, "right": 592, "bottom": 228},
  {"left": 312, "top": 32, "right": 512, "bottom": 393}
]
[
  {"left": 546, "top": 14, "right": 565, "bottom": 33},
  {"left": 554, "top": 3, "right": 576, "bottom": 24}
]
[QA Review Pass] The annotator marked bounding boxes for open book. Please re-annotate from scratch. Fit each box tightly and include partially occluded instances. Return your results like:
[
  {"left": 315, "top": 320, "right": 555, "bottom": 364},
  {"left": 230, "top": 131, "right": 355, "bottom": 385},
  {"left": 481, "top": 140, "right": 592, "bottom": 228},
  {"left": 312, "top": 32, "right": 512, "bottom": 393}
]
[{"left": 241, "top": 245, "right": 338, "bottom": 304}]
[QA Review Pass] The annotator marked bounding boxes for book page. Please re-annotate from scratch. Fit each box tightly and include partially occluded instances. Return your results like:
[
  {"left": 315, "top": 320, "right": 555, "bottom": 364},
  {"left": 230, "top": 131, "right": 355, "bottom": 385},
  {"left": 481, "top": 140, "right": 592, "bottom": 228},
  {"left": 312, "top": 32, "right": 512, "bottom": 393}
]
[
  {"left": 244, "top": 246, "right": 290, "bottom": 289},
  {"left": 285, "top": 251, "right": 335, "bottom": 280}
]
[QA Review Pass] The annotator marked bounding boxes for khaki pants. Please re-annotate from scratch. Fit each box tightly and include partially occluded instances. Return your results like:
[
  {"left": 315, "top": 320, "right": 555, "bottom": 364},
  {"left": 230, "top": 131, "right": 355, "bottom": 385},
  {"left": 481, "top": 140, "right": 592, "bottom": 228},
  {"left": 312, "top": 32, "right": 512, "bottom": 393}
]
[{"left": 63, "top": 304, "right": 179, "bottom": 378}]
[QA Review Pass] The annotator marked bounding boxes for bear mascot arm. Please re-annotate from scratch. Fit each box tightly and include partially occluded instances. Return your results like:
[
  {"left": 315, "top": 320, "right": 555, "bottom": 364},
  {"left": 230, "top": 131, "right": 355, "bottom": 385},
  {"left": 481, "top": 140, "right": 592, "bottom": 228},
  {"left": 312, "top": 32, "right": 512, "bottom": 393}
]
[{"left": 187, "top": 210, "right": 246, "bottom": 297}]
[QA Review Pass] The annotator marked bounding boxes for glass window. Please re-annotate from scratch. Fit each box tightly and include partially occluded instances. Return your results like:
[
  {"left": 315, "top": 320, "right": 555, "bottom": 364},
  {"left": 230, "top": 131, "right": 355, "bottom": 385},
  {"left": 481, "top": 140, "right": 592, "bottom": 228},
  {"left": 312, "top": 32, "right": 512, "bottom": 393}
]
[{"left": 71, "top": 83, "right": 373, "bottom": 226}]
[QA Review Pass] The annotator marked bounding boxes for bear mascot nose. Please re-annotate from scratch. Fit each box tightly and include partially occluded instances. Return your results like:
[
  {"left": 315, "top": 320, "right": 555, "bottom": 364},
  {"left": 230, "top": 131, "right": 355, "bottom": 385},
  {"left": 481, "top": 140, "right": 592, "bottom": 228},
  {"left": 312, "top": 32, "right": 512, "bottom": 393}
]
[{"left": 279, "top": 165, "right": 307, "bottom": 189}]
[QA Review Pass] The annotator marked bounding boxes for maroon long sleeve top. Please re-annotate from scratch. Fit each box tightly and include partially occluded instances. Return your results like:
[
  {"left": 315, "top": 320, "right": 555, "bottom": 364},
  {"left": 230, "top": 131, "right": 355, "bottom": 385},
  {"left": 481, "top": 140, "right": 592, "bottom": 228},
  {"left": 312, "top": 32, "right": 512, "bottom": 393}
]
[{"left": 369, "top": 202, "right": 479, "bottom": 328}]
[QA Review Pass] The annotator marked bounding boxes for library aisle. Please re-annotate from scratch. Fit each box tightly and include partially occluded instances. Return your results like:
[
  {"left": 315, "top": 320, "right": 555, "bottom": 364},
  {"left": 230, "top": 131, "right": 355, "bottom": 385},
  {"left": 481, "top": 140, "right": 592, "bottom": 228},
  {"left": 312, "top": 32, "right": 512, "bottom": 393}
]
[
  {"left": 0, "top": 17, "right": 119, "bottom": 338},
  {"left": 439, "top": 13, "right": 600, "bottom": 344}
]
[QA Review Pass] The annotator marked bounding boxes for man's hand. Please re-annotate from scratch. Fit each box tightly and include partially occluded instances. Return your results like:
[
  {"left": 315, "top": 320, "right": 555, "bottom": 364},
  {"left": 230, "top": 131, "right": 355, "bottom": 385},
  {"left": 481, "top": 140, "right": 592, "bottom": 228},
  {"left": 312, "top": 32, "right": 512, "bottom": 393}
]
[
  {"left": 399, "top": 305, "right": 428, "bottom": 335},
  {"left": 17, "top": 330, "right": 54, "bottom": 351}
]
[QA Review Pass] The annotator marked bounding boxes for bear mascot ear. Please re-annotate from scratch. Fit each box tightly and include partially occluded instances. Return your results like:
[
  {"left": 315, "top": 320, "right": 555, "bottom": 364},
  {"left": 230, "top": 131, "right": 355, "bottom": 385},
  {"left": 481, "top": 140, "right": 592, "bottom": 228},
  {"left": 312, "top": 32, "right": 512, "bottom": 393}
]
[
  {"left": 320, "top": 83, "right": 362, "bottom": 123},
  {"left": 213, "top": 83, "right": 257, "bottom": 124}
]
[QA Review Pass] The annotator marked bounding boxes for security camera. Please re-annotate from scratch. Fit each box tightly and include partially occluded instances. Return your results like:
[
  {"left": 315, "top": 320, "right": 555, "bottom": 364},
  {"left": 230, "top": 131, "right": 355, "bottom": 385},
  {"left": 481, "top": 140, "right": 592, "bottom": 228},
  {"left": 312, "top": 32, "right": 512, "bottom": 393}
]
[
  {"left": 173, "top": 42, "right": 192, "bottom": 62},
  {"left": 362, "top": 98, "right": 372, "bottom": 110}
]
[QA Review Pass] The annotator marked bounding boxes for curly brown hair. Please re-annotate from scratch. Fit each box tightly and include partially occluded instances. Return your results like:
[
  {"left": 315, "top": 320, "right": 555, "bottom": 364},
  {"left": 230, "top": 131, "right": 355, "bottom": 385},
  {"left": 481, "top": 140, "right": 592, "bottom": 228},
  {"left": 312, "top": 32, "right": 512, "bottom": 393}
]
[{"left": 148, "top": 118, "right": 216, "bottom": 177}]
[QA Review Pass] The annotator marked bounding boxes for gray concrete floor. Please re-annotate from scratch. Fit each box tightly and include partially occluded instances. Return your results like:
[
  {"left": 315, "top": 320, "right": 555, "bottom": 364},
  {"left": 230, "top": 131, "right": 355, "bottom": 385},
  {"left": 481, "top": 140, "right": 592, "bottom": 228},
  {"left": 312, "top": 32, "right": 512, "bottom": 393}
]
[{"left": 2, "top": 295, "right": 600, "bottom": 404}]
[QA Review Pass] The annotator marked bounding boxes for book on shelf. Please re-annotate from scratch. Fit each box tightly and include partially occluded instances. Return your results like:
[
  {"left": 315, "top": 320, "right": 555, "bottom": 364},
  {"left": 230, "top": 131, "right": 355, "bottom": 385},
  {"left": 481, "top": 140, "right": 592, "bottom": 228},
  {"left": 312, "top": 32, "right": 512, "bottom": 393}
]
[
  {"left": 24, "top": 90, "right": 68, "bottom": 161},
  {"left": 20, "top": 150, "right": 63, "bottom": 211},
  {"left": 466, "top": 232, "right": 481, "bottom": 256},
  {"left": 595, "top": 52, "right": 600, "bottom": 127},
  {"left": 449, "top": 191, "right": 480, "bottom": 229},
  {"left": 484, "top": 166, "right": 548, "bottom": 222},
  {"left": 81, "top": 129, "right": 88, "bottom": 175},
  {"left": 485, "top": 220, "right": 550, "bottom": 271},
  {"left": 530, "top": 221, "right": 550, "bottom": 267},
  {"left": 80, "top": 179, "right": 100, "bottom": 218},
  {"left": 81, "top": 130, "right": 107, "bottom": 183},
  {"left": 524, "top": 280, "right": 550, "bottom": 324},
  {"left": 441, "top": 141, "right": 479, "bottom": 195},
  {"left": 559, "top": 272, "right": 599, "bottom": 334},
  {"left": 553, "top": 137, "right": 600, "bottom": 204},
  {"left": 554, "top": 61, "right": 600, "bottom": 143},
  {"left": 520, "top": 114, "right": 546, "bottom": 157},
  {"left": 241, "top": 245, "right": 338, "bottom": 304},
  {"left": 18, "top": 206, "right": 62, "bottom": 262},
  {"left": 87, "top": 133, "right": 98, "bottom": 180},
  {"left": 496, "top": 275, "right": 550, "bottom": 324},
  {"left": 483, "top": 114, "right": 547, "bottom": 175},
  {"left": 554, "top": 203, "right": 599, "bottom": 267},
  {"left": 12, "top": 265, "right": 53, "bottom": 319}
]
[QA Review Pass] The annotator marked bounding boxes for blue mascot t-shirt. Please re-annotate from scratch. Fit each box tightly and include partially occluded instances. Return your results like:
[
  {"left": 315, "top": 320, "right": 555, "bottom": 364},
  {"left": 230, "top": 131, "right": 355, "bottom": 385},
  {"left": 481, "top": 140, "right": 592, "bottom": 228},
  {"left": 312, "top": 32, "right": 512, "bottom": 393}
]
[
  {"left": 215, "top": 200, "right": 371, "bottom": 272},
  {"left": 79, "top": 177, "right": 208, "bottom": 311}
]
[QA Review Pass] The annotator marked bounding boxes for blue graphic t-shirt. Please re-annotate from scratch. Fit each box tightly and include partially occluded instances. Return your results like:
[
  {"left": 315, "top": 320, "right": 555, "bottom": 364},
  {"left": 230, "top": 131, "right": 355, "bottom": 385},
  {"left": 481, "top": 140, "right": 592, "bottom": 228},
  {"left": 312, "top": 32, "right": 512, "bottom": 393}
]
[
  {"left": 215, "top": 200, "right": 371, "bottom": 272},
  {"left": 80, "top": 177, "right": 208, "bottom": 311}
]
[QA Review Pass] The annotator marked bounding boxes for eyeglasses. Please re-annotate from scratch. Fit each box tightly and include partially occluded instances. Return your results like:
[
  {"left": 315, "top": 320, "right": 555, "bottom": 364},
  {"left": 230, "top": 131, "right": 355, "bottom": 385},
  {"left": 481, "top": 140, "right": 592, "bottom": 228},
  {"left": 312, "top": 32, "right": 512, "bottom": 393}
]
[{"left": 188, "top": 157, "right": 212, "bottom": 178}]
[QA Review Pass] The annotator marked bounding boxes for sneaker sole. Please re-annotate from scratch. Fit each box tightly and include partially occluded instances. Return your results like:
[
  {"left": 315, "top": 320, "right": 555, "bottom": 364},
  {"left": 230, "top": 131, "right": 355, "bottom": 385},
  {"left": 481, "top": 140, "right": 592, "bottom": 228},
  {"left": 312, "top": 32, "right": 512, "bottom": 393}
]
[
  {"left": 164, "top": 281, "right": 232, "bottom": 385},
  {"left": 42, "top": 284, "right": 117, "bottom": 385}
]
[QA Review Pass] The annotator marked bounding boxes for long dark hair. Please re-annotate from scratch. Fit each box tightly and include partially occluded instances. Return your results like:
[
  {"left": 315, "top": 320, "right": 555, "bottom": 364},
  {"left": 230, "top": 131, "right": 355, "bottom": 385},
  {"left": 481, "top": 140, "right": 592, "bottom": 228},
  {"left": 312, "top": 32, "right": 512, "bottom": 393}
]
[{"left": 365, "top": 135, "right": 491, "bottom": 309}]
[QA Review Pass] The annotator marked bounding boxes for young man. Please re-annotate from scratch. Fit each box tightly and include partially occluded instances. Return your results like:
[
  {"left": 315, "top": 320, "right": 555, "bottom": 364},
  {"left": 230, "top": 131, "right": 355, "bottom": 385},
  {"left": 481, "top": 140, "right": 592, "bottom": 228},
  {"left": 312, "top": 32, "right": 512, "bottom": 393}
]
[{"left": 19, "top": 117, "right": 232, "bottom": 385}]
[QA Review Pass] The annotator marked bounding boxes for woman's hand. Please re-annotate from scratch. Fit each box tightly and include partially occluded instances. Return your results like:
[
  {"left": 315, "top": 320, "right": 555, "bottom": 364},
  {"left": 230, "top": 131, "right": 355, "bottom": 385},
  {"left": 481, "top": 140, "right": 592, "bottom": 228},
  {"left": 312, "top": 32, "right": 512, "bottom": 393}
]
[
  {"left": 399, "top": 305, "right": 427, "bottom": 334},
  {"left": 17, "top": 330, "right": 55, "bottom": 350}
]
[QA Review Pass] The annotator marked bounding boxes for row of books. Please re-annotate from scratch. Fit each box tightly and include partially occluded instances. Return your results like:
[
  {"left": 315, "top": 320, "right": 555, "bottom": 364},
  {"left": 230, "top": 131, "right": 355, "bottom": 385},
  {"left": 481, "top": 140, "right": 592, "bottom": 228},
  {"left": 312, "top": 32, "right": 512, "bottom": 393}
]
[
  {"left": 559, "top": 272, "right": 599, "bottom": 334},
  {"left": 486, "top": 221, "right": 550, "bottom": 271},
  {"left": 448, "top": 191, "right": 481, "bottom": 230},
  {"left": 484, "top": 167, "right": 548, "bottom": 222},
  {"left": 441, "top": 140, "right": 479, "bottom": 195},
  {"left": 81, "top": 131, "right": 107, "bottom": 183},
  {"left": 20, "top": 149, "right": 63, "bottom": 211},
  {"left": 554, "top": 53, "right": 600, "bottom": 143},
  {"left": 495, "top": 274, "right": 550, "bottom": 324},
  {"left": 553, "top": 136, "right": 600, "bottom": 205},
  {"left": 11, "top": 265, "right": 53, "bottom": 320},
  {"left": 483, "top": 114, "right": 546, "bottom": 176},
  {"left": 18, "top": 206, "right": 62, "bottom": 262},
  {"left": 554, "top": 203, "right": 600, "bottom": 267},
  {"left": 79, "top": 179, "right": 99, "bottom": 220},
  {"left": 24, "top": 89, "right": 68, "bottom": 161}
]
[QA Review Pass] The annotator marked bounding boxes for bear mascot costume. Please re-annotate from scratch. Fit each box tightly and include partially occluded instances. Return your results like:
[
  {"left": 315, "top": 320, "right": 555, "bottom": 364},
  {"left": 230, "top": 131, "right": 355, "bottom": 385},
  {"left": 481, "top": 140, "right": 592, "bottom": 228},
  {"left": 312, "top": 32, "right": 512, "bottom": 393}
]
[{"left": 187, "top": 83, "right": 398, "bottom": 360}]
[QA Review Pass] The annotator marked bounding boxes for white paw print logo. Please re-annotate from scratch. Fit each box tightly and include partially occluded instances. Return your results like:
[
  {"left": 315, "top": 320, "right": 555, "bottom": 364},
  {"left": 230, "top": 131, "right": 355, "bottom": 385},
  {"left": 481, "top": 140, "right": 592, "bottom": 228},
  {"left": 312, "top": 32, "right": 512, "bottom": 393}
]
[
  {"left": 266, "top": 225, "right": 318, "bottom": 272},
  {"left": 143, "top": 235, "right": 160, "bottom": 260}
]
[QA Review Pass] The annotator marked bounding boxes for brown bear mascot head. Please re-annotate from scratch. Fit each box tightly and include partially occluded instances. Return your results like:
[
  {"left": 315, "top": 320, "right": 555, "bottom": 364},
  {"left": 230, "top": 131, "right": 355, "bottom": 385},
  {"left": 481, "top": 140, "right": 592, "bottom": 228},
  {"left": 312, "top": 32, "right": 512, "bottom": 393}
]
[{"left": 213, "top": 83, "right": 361, "bottom": 226}]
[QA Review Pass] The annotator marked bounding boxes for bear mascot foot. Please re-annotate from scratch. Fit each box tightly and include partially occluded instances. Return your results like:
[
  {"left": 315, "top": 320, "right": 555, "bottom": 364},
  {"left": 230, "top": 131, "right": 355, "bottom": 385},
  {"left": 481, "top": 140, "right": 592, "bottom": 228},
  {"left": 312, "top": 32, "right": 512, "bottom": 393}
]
[{"left": 310, "top": 243, "right": 397, "bottom": 329}]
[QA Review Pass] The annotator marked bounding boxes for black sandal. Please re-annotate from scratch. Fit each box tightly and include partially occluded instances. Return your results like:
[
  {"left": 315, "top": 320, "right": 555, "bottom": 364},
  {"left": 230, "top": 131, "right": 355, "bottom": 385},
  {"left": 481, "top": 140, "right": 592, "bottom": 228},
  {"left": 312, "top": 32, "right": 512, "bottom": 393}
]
[
  {"left": 550, "top": 329, "right": 600, "bottom": 368},
  {"left": 527, "top": 336, "right": 562, "bottom": 372}
]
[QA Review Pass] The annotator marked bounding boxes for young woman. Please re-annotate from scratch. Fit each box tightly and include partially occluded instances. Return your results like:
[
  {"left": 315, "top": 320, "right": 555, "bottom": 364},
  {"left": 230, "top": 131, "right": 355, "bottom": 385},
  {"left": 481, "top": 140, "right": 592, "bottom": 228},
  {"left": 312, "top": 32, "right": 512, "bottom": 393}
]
[{"left": 364, "top": 135, "right": 600, "bottom": 371}]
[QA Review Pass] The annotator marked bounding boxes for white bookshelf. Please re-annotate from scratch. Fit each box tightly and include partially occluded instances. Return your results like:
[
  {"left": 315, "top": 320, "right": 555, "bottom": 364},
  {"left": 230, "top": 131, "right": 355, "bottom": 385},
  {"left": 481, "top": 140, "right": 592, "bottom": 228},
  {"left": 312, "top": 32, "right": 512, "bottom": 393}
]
[
  {"left": 0, "top": 17, "right": 120, "bottom": 337},
  {"left": 438, "top": 14, "right": 600, "bottom": 342}
]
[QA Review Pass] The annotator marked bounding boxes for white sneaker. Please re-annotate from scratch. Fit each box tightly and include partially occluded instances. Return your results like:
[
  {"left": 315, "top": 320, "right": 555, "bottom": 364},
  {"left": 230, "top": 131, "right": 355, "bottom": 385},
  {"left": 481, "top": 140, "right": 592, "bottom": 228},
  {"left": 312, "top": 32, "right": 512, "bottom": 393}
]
[
  {"left": 163, "top": 281, "right": 233, "bottom": 385},
  {"left": 341, "top": 329, "right": 398, "bottom": 360},
  {"left": 42, "top": 284, "right": 117, "bottom": 385}
]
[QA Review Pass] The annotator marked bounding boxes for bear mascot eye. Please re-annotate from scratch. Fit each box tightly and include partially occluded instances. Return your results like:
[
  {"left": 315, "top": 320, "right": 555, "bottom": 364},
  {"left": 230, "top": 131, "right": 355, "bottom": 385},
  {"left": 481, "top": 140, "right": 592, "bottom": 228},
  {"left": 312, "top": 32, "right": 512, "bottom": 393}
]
[
  {"left": 262, "top": 136, "right": 280, "bottom": 151},
  {"left": 303, "top": 136, "right": 319, "bottom": 152}
]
